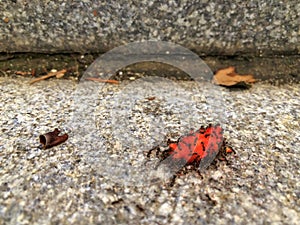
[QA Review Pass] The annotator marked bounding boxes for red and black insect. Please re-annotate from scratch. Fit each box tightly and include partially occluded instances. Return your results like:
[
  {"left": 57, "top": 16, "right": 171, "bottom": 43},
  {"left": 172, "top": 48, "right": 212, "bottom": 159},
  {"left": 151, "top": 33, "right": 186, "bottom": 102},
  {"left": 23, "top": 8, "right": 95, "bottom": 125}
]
[{"left": 148, "top": 124, "right": 234, "bottom": 173}]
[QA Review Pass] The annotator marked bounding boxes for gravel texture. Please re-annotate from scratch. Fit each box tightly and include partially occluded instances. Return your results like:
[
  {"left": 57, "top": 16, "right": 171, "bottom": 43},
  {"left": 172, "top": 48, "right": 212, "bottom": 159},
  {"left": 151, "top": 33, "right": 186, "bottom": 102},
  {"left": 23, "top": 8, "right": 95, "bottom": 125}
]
[
  {"left": 0, "top": 0, "right": 299, "bottom": 55},
  {"left": 0, "top": 74, "right": 299, "bottom": 224}
]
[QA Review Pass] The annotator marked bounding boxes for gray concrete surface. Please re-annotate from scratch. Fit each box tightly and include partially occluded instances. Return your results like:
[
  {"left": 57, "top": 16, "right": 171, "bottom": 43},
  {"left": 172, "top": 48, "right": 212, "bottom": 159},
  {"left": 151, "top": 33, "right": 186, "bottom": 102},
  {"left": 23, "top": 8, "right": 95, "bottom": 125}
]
[
  {"left": 0, "top": 0, "right": 299, "bottom": 55},
  {"left": 0, "top": 74, "right": 299, "bottom": 224}
]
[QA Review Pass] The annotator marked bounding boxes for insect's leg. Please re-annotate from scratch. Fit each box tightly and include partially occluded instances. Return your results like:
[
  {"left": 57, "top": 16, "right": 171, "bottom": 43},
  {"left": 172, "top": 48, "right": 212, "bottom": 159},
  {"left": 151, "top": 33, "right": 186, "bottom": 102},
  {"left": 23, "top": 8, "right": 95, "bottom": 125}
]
[
  {"left": 168, "top": 174, "right": 177, "bottom": 187},
  {"left": 147, "top": 145, "right": 160, "bottom": 158},
  {"left": 192, "top": 154, "right": 201, "bottom": 168}
]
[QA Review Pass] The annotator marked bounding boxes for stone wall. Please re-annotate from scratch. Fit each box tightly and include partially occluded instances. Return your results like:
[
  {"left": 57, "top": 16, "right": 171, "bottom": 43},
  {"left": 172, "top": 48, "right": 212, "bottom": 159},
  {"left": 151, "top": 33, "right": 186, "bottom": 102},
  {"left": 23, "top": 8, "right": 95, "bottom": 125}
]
[{"left": 0, "top": 0, "right": 299, "bottom": 55}]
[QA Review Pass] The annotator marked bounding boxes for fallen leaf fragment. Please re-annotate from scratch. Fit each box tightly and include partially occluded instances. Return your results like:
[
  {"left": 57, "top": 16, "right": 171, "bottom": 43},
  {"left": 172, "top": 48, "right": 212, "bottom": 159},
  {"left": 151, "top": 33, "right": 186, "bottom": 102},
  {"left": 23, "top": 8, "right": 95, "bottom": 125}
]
[
  {"left": 29, "top": 69, "right": 67, "bottom": 84},
  {"left": 39, "top": 128, "right": 68, "bottom": 149},
  {"left": 86, "top": 77, "right": 119, "bottom": 84},
  {"left": 3, "top": 17, "right": 9, "bottom": 23},
  {"left": 93, "top": 9, "right": 98, "bottom": 16},
  {"left": 31, "top": 69, "right": 36, "bottom": 76},
  {"left": 213, "top": 66, "right": 256, "bottom": 86},
  {"left": 146, "top": 96, "right": 156, "bottom": 101}
]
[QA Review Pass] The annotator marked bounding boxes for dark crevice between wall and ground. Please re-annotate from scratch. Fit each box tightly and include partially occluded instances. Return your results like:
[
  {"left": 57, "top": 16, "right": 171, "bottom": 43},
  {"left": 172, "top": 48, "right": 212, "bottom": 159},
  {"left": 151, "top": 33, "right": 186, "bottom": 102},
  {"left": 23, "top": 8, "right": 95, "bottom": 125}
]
[{"left": 0, "top": 53, "right": 299, "bottom": 85}]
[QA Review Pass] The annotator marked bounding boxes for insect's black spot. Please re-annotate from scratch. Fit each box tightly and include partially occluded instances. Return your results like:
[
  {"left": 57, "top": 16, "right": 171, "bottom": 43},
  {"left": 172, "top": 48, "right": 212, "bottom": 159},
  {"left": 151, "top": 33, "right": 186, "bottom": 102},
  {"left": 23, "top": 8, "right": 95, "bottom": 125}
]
[
  {"left": 201, "top": 142, "right": 206, "bottom": 151},
  {"left": 199, "top": 126, "right": 205, "bottom": 134}
]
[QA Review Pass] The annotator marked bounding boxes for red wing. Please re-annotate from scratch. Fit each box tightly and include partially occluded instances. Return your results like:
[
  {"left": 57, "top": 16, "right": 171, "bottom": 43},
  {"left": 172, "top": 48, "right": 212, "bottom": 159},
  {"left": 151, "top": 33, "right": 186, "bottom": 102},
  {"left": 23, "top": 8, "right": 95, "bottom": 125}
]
[
  {"left": 169, "top": 134, "right": 198, "bottom": 162},
  {"left": 198, "top": 125, "right": 224, "bottom": 171},
  {"left": 166, "top": 124, "right": 224, "bottom": 170}
]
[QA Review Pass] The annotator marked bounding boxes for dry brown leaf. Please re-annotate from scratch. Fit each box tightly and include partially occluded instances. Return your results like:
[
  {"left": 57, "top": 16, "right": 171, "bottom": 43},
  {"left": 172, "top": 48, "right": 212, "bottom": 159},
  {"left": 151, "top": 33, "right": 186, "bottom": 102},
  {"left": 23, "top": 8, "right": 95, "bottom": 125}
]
[{"left": 213, "top": 66, "right": 256, "bottom": 86}]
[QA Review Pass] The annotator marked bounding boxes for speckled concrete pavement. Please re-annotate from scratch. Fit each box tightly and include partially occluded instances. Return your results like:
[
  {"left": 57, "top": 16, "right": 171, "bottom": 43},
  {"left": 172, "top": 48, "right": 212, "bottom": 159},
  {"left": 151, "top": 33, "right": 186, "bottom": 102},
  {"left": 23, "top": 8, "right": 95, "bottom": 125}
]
[{"left": 0, "top": 76, "right": 299, "bottom": 224}]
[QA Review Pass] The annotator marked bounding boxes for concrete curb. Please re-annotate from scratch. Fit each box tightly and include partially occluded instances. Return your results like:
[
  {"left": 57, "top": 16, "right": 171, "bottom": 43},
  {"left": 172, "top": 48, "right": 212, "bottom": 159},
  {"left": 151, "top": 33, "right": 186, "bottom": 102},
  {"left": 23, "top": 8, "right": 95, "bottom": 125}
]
[{"left": 1, "top": 1, "right": 299, "bottom": 55}]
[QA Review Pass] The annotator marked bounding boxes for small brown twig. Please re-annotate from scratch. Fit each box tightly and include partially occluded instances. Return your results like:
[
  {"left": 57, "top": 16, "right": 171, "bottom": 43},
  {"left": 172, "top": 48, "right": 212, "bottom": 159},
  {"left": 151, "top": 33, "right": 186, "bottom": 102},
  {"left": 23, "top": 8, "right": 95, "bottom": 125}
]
[
  {"left": 29, "top": 69, "right": 67, "bottom": 84},
  {"left": 15, "top": 71, "right": 32, "bottom": 76},
  {"left": 85, "top": 77, "right": 119, "bottom": 84}
]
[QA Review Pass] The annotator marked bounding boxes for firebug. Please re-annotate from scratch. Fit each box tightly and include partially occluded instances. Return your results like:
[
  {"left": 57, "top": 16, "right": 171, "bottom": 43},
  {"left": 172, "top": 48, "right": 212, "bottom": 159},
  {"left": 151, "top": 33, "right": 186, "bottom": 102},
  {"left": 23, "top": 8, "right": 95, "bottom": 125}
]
[{"left": 147, "top": 124, "right": 234, "bottom": 175}]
